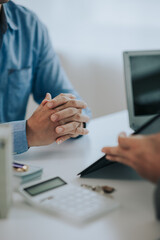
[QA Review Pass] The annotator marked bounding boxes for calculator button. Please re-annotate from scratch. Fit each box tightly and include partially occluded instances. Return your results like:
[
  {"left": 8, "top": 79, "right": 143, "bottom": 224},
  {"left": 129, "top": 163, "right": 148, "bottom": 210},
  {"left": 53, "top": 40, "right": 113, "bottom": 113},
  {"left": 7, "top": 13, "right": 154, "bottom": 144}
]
[{"left": 39, "top": 186, "right": 119, "bottom": 222}]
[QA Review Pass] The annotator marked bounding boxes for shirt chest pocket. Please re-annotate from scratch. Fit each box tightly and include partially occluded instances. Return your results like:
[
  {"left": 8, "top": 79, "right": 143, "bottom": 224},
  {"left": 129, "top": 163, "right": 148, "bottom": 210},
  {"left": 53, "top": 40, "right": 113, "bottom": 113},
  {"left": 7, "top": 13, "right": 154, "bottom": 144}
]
[{"left": 7, "top": 67, "right": 32, "bottom": 121}]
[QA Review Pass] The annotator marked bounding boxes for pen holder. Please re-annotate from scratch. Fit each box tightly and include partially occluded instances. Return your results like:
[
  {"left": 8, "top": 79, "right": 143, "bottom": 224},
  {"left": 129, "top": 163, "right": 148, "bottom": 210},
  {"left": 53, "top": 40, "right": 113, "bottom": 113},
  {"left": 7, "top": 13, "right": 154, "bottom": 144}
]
[{"left": 0, "top": 125, "right": 13, "bottom": 218}]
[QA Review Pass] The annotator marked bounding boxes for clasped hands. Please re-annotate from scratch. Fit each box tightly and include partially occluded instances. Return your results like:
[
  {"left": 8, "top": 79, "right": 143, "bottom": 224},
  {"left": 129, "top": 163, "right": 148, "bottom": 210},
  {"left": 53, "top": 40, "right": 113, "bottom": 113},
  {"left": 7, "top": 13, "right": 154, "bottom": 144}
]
[{"left": 26, "top": 93, "right": 89, "bottom": 147}]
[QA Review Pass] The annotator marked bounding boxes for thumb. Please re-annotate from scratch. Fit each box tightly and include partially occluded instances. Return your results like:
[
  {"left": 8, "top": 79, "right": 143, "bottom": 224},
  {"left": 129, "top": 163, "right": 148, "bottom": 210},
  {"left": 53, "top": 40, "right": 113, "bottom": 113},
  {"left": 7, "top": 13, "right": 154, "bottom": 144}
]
[
  {"left": 45, "top": 93, "right": 52, "bottom": 100},
  {"left": 41, "top": 93, "right": 52, "bottom": 106}
]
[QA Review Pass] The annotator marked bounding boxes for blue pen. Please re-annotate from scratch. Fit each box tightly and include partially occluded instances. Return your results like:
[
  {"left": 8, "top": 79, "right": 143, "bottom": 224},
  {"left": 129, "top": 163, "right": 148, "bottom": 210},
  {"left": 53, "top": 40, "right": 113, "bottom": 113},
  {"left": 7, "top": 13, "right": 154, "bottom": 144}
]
[{"left": 13, "top": 162, "right": 29, "bottom": 172}]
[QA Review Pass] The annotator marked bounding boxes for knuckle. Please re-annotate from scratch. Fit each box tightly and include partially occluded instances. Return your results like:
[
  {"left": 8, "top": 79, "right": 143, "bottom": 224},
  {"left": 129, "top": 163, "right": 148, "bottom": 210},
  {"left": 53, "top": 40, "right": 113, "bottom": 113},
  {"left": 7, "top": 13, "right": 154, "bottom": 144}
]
[
  {"left": 59, "top": 95, "right": 68, "bottom": 103},
  {"left": 70, "top": 99, "right": 76, "bottom": 107},
  {"left": 82, "top": 128, "right": 87, "bottom": 135},
  {"left": 68, "top": 108, "right": 74, "bottom": 115},
  {"left": 76, "top": 113, "right": 81, "bottom": 120},
  {"left": 62, "top": 96, "right": 67, "bottom": 101},
  {"left": 74, "top": 128, "right": 78, "bottom": 134},
  {"left": 64, "top": 96, "right": 69, "bottom": 102},
  {"left": 77, "top": 127, "right": 82, "bottom": 133},
  {"left": 80, "top": 128, "right": 84, "bottom": 135},
  {"left": 60, "top": 93, "right": 65, "bottom": 96},
  {"left": 73, "top": 122, "right": 78, "bottom": 129},
  {"left": 53, "top": 96, "right": 59, "bottom": 102}
]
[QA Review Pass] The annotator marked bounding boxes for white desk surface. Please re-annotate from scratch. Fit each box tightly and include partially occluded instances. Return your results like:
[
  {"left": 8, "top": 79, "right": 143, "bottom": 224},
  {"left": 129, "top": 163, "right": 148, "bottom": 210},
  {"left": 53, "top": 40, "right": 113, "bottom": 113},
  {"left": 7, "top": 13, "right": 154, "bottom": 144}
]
[{"left": 0, "top": 110, "right": 160, "bottom": 240}]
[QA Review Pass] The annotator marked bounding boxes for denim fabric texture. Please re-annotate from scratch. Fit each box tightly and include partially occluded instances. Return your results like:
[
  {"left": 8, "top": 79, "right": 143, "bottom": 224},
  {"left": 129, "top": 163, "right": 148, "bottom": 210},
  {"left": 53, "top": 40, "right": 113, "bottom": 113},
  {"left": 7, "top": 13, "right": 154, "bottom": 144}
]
[{"left": 0, "top": 1, "right": 91, "bottom": 154}]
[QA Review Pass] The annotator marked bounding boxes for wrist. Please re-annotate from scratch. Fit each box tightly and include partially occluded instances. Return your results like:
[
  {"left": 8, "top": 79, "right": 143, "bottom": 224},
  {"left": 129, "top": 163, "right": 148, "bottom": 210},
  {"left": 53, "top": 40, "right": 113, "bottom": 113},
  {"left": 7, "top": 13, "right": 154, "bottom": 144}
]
[{"left": 26, "top": 119, "right": 35, "bottom": 147}]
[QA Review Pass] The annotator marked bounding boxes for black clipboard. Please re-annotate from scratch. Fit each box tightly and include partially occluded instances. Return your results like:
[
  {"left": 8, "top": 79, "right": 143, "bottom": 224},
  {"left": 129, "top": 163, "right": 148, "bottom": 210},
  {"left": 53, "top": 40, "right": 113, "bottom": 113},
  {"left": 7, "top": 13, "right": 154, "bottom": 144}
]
[{"left": 77, "top": 114, "right": 160, "bottom": 177}]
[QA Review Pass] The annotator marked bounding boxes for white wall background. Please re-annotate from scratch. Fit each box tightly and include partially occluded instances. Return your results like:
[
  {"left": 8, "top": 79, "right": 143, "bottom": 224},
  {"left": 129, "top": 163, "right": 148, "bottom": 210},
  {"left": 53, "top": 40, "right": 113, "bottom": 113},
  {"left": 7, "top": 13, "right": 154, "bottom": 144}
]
[{"left": 13, "top": 0, "right": 160, "bottom": 118}]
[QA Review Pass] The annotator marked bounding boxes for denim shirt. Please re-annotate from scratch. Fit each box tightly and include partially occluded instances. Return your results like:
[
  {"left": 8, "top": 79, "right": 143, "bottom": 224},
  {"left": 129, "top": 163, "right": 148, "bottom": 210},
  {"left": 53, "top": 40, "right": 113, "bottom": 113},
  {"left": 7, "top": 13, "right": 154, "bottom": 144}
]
[{"left": 0, "top": 1, "right": 91, "bottom": 154}]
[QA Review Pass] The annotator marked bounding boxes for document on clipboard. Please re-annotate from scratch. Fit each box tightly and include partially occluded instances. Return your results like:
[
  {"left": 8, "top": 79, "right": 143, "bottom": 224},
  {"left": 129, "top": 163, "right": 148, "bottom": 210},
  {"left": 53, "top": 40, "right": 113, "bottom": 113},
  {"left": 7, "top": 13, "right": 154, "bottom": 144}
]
[{"left": 77, "top": 114, "right": 160, "bottom": 178}]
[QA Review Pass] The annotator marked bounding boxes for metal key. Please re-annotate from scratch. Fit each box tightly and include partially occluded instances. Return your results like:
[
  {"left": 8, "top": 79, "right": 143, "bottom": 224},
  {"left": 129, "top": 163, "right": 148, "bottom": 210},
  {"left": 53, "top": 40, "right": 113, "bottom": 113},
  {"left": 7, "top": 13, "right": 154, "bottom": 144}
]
[{"left": 81, "top": 184, "right": 115, "bottom": 194}]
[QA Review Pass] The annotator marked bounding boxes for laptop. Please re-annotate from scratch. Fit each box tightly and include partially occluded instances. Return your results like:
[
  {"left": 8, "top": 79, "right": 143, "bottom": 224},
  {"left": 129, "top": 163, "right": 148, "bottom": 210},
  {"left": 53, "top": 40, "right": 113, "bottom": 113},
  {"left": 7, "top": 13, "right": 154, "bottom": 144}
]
[{"left": 123, "top": 50, "right": 160, "bottom": 130}]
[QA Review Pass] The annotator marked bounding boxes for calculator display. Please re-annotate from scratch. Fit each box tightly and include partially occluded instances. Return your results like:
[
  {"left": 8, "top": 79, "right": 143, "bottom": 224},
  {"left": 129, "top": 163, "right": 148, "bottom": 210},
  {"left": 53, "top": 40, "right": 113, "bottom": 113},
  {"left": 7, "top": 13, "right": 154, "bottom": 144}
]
[{"left": 24, "top": 177, "right": 66, "bottom": 196}]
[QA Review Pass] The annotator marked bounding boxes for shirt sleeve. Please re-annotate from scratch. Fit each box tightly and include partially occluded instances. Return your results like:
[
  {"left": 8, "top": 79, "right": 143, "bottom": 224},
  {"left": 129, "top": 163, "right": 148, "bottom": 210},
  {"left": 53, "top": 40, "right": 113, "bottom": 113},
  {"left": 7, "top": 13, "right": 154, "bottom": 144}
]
[
  {"left": 154, "top": 180, "right": 160, "bottom": 220},
  {"left": 31, "top": 21, "right": 91, "bottom": 119},
  {"left": 10, "top": 120, "right": 28, "bottom": 154}
]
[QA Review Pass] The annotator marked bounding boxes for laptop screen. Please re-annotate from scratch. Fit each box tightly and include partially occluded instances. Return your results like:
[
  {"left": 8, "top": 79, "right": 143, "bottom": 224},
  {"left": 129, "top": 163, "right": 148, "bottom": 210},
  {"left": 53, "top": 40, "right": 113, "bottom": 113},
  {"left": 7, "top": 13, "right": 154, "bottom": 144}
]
[
  {"left": 124, "top": 50, "right": 160, "bottom": 130},
  {"left": 130, "top": 55, "right": 160, "bottom": 116}
]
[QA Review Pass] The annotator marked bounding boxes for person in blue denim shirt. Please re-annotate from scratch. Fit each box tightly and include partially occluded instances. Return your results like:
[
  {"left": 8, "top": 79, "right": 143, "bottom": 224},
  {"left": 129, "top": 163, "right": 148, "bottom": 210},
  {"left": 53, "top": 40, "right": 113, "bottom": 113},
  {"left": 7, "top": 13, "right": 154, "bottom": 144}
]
[{"left": 0, "top": 1, "right": 91, "bottom": 154}]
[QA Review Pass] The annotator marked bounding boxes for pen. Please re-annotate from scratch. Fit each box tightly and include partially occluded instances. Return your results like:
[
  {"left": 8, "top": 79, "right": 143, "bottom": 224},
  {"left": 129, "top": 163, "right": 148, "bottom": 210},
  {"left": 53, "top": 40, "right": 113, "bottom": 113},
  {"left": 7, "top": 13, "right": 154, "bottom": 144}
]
[{"left": 13, "top": 162, "right": 29, "bottom": 172}]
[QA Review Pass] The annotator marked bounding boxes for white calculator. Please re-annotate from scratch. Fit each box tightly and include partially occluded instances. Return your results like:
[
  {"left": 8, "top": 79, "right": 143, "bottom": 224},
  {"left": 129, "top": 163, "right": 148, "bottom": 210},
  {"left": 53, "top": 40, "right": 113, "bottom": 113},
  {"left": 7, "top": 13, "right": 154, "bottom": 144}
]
[{"left": 19, "top": 176, "right": 119, "bottom": 223}]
